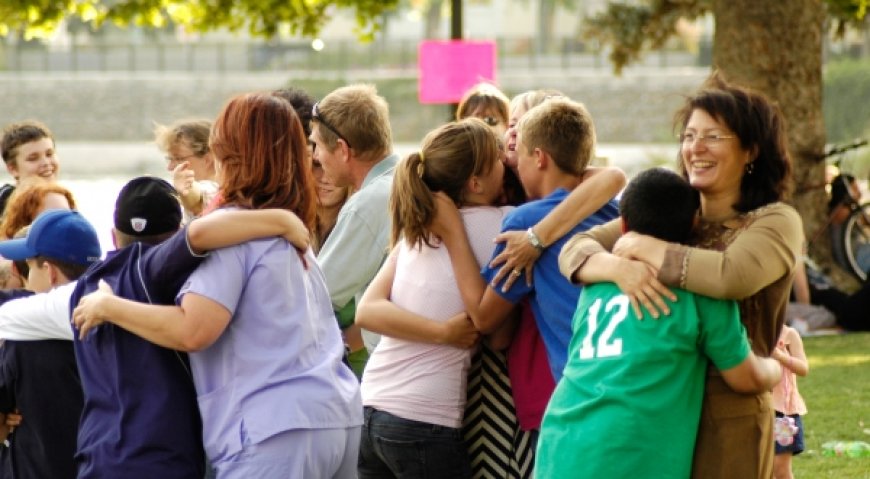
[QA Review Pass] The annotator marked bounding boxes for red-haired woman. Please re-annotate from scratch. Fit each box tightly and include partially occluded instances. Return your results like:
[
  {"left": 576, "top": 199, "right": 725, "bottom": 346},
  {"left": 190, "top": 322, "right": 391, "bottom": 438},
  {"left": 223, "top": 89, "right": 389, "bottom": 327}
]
[
  {"left": 0, "top": 179, "right": 76, "bottom": 239},
  {"left": 73, "top": 92, "right": 362, "bottom": 478}
]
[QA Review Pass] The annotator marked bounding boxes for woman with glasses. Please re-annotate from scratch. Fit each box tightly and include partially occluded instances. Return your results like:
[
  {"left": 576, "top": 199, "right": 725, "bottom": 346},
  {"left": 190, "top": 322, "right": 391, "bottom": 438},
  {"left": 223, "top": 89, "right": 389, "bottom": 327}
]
[
  {"left": 154, "top": 119, "right": 218, "bottom": 221},
  {"left": 559, "top": 73, "right": 802, "bottom": 479},
  {"left": 456, "top": 82, "right": 511, "bottom": 138}
]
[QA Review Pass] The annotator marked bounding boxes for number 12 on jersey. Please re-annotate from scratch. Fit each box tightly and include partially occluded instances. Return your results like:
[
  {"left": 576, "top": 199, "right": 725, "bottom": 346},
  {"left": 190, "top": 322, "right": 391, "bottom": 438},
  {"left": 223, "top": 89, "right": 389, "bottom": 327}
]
[{"left": 579, "top": 295, "right": 630, "bottom": 359}]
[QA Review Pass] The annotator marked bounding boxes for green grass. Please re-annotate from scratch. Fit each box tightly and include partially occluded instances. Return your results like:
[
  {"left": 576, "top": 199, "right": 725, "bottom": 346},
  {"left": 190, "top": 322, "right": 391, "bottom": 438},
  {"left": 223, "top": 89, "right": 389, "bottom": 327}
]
[{"left": 793, "top": 332, "right": 870, "bottom": 478}]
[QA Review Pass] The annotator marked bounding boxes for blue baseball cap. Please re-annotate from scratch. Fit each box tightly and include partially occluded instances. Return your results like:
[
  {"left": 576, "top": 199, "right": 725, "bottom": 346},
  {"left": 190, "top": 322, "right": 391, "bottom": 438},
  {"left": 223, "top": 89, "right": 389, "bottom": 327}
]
[{"left": 0, "top": 209, "right": 101, "bottom": 266}]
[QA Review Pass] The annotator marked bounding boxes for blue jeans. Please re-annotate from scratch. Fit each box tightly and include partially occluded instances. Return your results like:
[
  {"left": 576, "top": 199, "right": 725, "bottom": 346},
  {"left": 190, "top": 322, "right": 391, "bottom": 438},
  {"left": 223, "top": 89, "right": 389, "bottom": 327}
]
[{"left": 358, "top": 406, "right": 471, "bottom": 479}]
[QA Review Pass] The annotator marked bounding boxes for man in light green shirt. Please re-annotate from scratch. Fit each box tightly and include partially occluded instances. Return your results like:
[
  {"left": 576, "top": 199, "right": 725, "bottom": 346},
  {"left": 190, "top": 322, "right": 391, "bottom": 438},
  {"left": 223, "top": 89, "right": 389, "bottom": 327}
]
[{"left": 309, "top": 84, "right": 397, "bottom": 376}]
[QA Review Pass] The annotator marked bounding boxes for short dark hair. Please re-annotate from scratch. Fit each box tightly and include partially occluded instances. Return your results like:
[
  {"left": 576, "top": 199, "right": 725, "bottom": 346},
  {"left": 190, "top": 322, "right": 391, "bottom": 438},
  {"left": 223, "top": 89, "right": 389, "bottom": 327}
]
[
  {"left": 273, "top": 87, "right": 317, "bottom": 138},
  {"left": 114, "top": 229, "right": 176, "bottom": 248},
  {"left": 1, "top": 120, "right": 54, "bottom": 165},
  {"left": 34, "top": 256, "right": 89, "bottom": 281},
  {"left": 11, "top": 225, "right": 30, "bottom": 279},
  {"left": 674, "top": 72, "right": 792, "bottom": 212},
  {"left": 829, "top": 174, "right": 856, "bottom": 212},
  {"left": 620, "top": 168, "right": 700, "bottom": 243}
]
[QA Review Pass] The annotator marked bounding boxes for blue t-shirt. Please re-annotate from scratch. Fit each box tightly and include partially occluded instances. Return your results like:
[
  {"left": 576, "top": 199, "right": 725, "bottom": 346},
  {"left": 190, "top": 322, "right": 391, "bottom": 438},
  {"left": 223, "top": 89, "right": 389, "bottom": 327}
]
[
  {"left": 481, "top": 188, "right": 619, "bottom": 380},
  {"left": 70, "top": 229, "right": 206, "bottom": 479}
]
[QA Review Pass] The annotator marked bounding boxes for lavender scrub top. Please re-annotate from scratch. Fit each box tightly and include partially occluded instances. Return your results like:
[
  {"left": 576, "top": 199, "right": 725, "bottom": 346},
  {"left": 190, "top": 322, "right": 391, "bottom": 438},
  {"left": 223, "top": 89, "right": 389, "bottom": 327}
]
[{"left": 178, "top": 236, "right": 363, "bottom": 462}]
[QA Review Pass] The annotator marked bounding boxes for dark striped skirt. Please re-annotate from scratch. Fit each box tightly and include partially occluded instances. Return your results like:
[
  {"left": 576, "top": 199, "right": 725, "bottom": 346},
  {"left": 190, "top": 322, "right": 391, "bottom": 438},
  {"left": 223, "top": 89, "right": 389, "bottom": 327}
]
[{"left": 463, "top": 344, "right": 535, "bottom": 478}]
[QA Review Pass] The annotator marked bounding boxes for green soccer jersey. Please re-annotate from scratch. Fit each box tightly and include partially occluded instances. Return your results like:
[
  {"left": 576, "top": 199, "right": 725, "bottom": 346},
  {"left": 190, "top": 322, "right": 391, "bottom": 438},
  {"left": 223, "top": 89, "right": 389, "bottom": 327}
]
[{"left": 535, "top": 283, "right": 750, "bottom": 479}]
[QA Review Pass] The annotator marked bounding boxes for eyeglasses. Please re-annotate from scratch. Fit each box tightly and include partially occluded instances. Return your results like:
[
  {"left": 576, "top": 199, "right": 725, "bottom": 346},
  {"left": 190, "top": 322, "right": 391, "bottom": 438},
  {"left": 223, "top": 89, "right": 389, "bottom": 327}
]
[
  {"left": 312, "top": 102, "right": 352, "bottom": 149},
  {"left": 480, "top": 116, "right": 501, "bottom": 127},
  {"left": 165, "top": 153, "right": 199, "bottom": 164},
  {"left": 678, "top": 132, "right": 736, "bottom": 146}
]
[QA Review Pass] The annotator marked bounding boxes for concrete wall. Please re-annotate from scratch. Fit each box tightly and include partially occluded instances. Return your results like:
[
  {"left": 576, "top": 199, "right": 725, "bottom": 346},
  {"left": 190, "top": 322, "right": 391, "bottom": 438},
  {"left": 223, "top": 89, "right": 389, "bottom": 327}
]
[{"left": 0, "top": 68, "right": 708, "bottom": 144}]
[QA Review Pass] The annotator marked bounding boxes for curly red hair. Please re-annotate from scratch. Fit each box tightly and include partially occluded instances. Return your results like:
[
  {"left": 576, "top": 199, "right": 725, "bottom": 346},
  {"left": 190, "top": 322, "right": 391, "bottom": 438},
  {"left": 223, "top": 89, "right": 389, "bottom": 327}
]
[{"left": 1, "top": 180, "right": 76, "bottom": 239}]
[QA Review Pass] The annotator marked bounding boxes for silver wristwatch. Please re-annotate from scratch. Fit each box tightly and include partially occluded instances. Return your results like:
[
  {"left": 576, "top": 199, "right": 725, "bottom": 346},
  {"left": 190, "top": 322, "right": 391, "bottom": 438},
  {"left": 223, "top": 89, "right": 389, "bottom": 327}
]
[{"left": 526, "top": 227, "right": 545, "bottom": 252}]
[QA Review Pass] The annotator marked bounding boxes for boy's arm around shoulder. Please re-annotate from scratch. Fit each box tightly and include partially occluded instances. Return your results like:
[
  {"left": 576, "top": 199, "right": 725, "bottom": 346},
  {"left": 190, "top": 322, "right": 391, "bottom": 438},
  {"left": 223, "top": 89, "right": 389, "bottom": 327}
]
[
  {"left": 534, "top": 166, "right": 626, "bottom": 247},
  {"left": 489, "top": 167, "right": 626, "bottom": 288},
  {"left": 696, "top": 294, "right": 781, "bottom": 394},
  {"left": 720, "top": 353, "right": 782, "bottom": 394},
  {"left": 138, "top": 209, "right": 308, "bottom": 303},
  {"left": 0, "top": 285, "right": 74, "bottom": 341}
]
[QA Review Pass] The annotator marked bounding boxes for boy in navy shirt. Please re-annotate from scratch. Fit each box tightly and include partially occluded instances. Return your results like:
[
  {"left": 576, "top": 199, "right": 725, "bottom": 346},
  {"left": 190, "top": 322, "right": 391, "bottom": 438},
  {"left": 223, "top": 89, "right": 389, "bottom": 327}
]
[{"left": 0, "top": 209, "right": 101, "bottom": 479}]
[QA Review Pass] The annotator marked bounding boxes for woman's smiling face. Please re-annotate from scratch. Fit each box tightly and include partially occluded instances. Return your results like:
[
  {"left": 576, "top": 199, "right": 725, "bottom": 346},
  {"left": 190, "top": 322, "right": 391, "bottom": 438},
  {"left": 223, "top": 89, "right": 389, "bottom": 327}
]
[
  {"left": 312, "top": 159, "right": 346, "bottom": 209},
  {"left": 680, "top": 108, "right": 751, "bottom": 198},
  {"left": 502, "top": 105, "right": 528, "bottom": 171}
]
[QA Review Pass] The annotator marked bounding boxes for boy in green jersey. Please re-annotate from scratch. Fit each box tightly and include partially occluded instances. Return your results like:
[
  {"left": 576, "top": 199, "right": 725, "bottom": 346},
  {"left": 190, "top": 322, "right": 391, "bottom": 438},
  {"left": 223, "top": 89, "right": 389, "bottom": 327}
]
[{"left": 536, "top": 168, "right": 782, "bottom": 478}]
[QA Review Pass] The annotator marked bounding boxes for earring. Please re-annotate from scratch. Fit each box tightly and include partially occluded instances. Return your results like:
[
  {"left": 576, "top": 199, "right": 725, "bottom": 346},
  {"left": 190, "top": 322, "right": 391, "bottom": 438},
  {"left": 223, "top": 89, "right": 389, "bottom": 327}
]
[{"left": 745, "top": 162, "right": 755, "bottom": 175}]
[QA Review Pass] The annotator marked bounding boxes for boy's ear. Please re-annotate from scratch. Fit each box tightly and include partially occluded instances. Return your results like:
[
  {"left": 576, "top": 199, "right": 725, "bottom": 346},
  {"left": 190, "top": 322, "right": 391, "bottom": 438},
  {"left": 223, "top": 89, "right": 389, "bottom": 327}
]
[
  {"left": 5, "top": 161, "right": 18, "bottom": 180},
  {"left": 46, "top": 262, "right": 61, "bottom": 286},
  {"left": 110, "top": 228, "right": 120, "bottom": 249},
  {"left": 534, "top": 148, "right": 548, "bottom": 170}
]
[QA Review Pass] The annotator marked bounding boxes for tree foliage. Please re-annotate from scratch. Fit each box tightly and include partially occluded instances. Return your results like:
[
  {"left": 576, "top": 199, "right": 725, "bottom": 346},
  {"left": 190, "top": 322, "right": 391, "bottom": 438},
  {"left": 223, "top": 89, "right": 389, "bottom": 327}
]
[
  {"left": 827, "top": 0, "right": 870, "bottom": 35},
  {"left": 0, "top": 0, "right": 399, "bottom": 40},
  {"left": 584, "top": 0, "right": 711, "bottom": 74},
  {"left": 585, "top": 0, "right": 868, "bottom": 74},
  {"left": 585, "top": 0, "right": 866, "bottom": 289}
]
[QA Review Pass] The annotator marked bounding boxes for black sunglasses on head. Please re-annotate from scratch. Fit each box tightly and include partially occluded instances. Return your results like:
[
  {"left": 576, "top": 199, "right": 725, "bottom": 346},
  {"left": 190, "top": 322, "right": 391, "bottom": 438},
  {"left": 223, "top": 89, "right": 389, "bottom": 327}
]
[{"left": 312, "top": 102, "right": 352, "bottom": 149}]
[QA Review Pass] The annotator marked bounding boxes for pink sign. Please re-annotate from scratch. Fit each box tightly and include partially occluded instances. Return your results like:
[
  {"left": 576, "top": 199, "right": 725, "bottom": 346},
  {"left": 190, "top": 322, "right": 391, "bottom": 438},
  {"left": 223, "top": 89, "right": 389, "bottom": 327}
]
[{"left": 418, "top": 40, "right": 497, "bottom": 104}]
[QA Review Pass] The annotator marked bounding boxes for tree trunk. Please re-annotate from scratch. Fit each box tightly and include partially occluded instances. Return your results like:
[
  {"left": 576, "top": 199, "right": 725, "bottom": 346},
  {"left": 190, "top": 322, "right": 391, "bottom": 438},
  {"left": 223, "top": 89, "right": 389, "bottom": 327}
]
[
  {"left": 712, "top": 0, "right": 858, "bottom": 290},
  {"left": 424, "top": 0, "right": 444, "bottom": 39},
  {"left": 537, "top": 0, "right": 556, "bottom": 54}
]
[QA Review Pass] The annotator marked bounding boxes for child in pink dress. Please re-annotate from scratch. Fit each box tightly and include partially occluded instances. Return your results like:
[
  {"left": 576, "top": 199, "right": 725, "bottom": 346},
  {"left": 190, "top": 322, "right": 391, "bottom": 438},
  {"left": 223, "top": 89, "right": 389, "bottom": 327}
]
[{"left": 771, "top": 325, "right": 809, "bottom": 479}]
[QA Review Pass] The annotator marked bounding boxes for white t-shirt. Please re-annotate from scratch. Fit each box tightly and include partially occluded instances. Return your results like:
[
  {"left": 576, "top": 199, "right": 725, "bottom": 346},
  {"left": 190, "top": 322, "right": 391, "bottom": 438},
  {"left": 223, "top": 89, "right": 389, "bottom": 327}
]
[
  {"left": 361, "top": 206, "right": 512, "bottom": 428},
  {"left": 0, "top": 282, "right": 74, "bottom": 340}
]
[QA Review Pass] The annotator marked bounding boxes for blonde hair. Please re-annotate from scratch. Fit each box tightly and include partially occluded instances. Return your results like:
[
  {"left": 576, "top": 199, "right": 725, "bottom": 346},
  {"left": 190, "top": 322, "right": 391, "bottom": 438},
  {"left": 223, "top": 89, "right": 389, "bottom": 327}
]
[
  {"left": 390, "top": 118, "right": 500, "bottom": 249},
  {"left": 153, "top": 119, "right": 212, "bottom": 156},
  {"left": 509, "top": 89, "right": 565, "bottom": 118},
  {"left": 315, "top": 84, "right": 392, "bottom": 161},
  {"left": 518, "top": 98, "right": 595, "bottom": 176}
]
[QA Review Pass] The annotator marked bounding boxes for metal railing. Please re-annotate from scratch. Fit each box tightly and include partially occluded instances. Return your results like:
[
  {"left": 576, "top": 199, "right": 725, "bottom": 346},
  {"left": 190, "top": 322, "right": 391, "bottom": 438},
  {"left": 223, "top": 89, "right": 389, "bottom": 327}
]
[{"left": 0, "top": 36, "right": 707, "bottom": 74}]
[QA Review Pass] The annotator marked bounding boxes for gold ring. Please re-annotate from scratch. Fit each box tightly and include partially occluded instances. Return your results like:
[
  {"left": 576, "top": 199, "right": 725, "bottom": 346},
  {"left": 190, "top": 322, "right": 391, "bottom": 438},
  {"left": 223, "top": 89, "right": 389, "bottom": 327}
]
[{"left": 510, "top": 269, "right": 521, "bottom": 277}]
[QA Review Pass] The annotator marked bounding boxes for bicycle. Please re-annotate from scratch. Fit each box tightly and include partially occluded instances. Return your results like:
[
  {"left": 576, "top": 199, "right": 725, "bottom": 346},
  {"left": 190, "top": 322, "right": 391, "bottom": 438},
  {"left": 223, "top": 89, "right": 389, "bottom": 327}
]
[
  {"left": 816, "top": 139, "right": 870, "bottom": 282},
  {"left": 840, "top": 193, "right": 869, "bottom": 283}
]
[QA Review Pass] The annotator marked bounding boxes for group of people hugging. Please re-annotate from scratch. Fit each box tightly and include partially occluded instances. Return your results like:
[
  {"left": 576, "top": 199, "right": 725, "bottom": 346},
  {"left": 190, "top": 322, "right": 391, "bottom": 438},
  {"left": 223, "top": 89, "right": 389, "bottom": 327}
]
[{"left": 0, "top": 71, "right": 817, "bottom": 479}]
